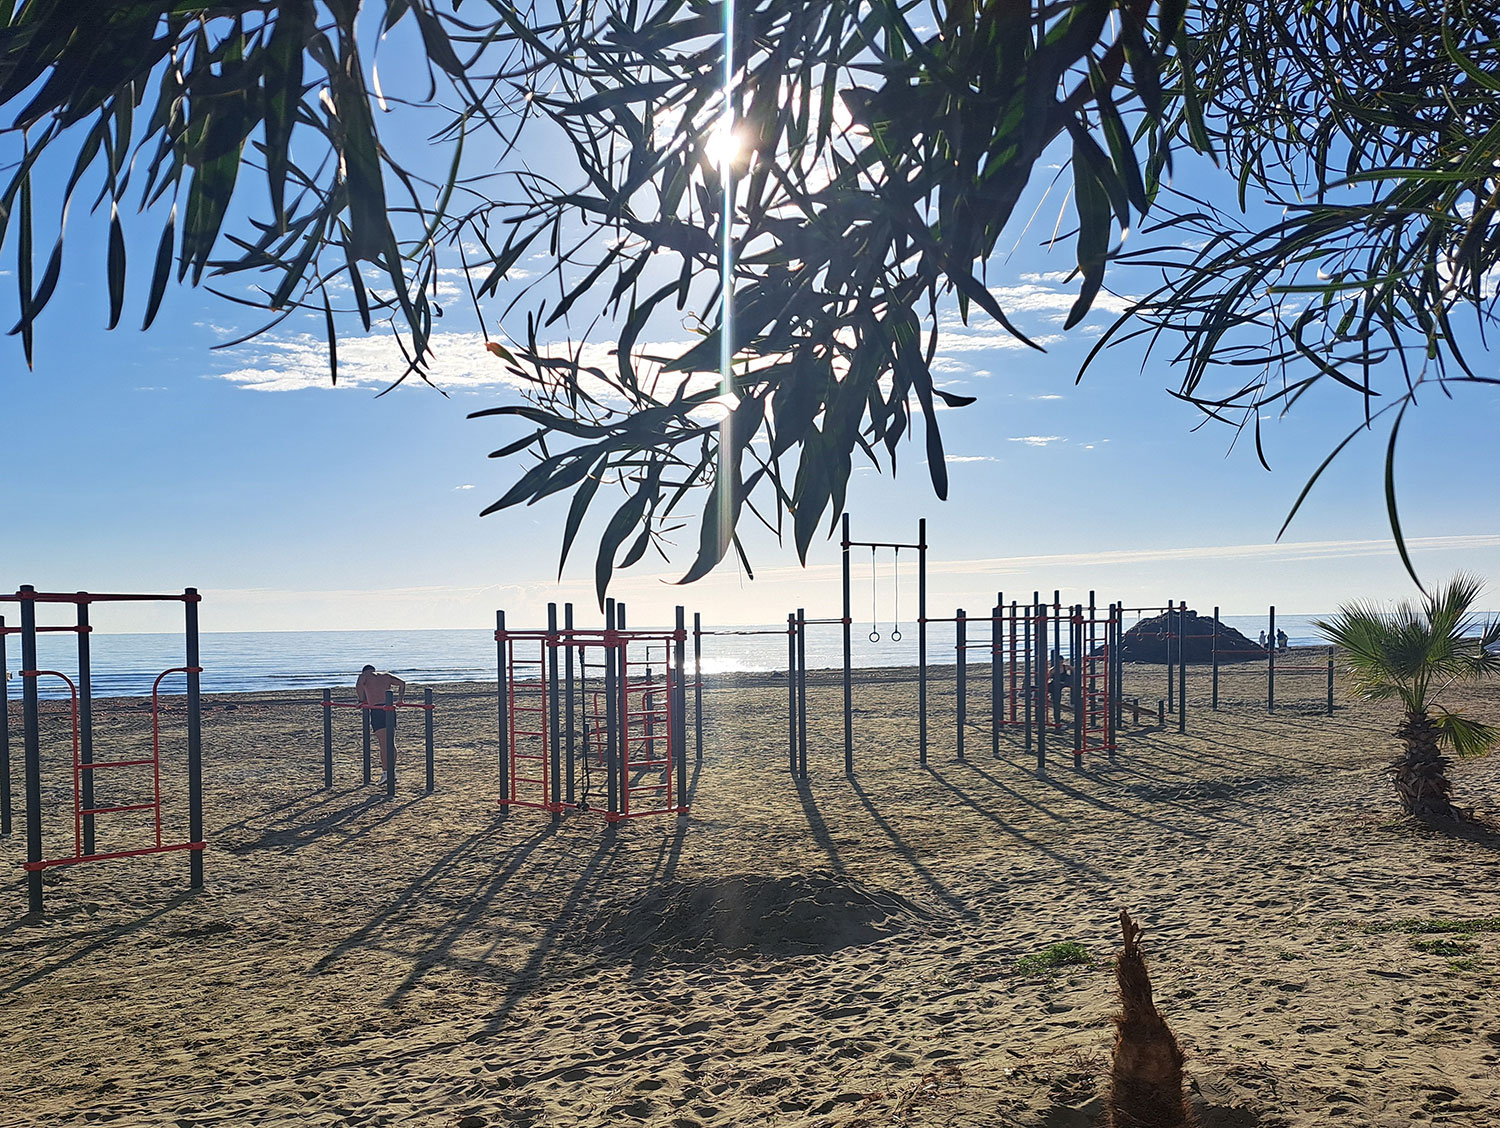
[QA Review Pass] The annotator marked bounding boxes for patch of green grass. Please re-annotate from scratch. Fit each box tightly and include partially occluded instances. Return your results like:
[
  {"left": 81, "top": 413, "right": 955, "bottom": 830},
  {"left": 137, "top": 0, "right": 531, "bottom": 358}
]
[
  {"left": 1448, "top": 958, "right": 1478, "bottom": 972},
  {"left": 1412, "top": 938, "right": 1476, "bottom": 957},
  {"left": 1364, "top": 916, "right": 1500, "bottom": 937},
  {"left": 1014, "top": 941, "right": 1093, "bottom": 977}
]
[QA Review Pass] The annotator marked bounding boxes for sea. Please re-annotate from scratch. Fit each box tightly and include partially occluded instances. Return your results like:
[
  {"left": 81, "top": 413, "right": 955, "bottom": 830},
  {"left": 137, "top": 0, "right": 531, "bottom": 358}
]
[{"left": 3, "top": 614, "right": 1336, "bottom": 700}]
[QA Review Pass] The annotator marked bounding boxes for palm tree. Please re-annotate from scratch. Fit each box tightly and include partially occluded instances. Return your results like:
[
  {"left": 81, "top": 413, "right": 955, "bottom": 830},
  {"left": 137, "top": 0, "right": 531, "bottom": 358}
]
[{"left": 1315, "top": 575, "right": 1500, "bottom": 822}]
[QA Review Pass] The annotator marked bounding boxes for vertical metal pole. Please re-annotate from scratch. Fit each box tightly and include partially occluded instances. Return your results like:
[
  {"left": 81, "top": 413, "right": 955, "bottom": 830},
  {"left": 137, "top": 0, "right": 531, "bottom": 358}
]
[
  {"left": 693, "top": 612, "right": 703, "bottom": 764},
  {"left": 424, "top": 688, "right": 435, "bottom": 794},
  {"left": 184, "top": 589, "right": 203, "bottom": 887},
  {"left": 77, "top": 598, "right": 95, "bottom": 856},
  {"left": 496, "top": 610, "right": 509, "bottom": 808},
  {"left": 956, "top": 609, "right": 966, "bottom": 761},
  {"left": 796, "top": 607, "right": 808, "bottom": 779},
  {"left": 606, "top": 601, "right": 619, "bottom": 816},
  {"left": 322, "top": 689, "right": 333, "bottom": 789},
  {"left": 547, "top": 604, "right": 562, "bottom": 820},
  {"left": 1211, "top": 606, "right": 1220, "bottom": 711},
  {"left": 674, "top": 606, "right": 688, "bottom": 811},
  {"left": 842, "top": 512, "right": 853, "bottom": 776},
  {"left": 1009, "top": 599, "right": 1018, "bottom": 724},
  {"left": 990, "top": 599, "right": 1001, "bottom": 759},
  {"left": 1052, "top": 590, "right": 1062, "bottom": 670},
  {"left": 1035, "top": 601, "right": 1047, "bottom": 774},
  {"left": 384, "top": 690, "right": 396, "bottom": 801},
  {"left": 1177, "top": 601, "right": 1187, "bottom": 734},
  {"left": 1073, "top": 607, "right": 1084, "bottom": 763},
  {"left": 1166, "top": 598, "right": 1175, "bottom": 713},
  {"left": 1327, "top": 655, "right": 1335, "bottom": 715},
  {"left": 792, "top": 612, "right": 804, "bottom": 774},
  {"left": 1107, "top": 605, "right": 1118, "bottom": 760},
  {"left": 362, "top": 699, "right": 372, "bottom": 785},
  {"left": 564, "top": 603, "right": 576, "bottom": 806},
  {"left": 1268, "top": 605, "right": 1277, "bottom": 713},
  {"left": 21, "top": 587, "right": 44, "bottom": 912},
  {"left": 918, "top": 518, "right": 928, "bottom": 767},
  {"left": 0, "top": 614, "right": 10, "bottom": 837}
]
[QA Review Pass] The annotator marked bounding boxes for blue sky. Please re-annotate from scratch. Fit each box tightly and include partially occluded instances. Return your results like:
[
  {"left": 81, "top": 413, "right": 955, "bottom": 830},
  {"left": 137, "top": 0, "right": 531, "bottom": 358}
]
[{"left": 3, "top": 26, "right": 1499, "bottom": 636}]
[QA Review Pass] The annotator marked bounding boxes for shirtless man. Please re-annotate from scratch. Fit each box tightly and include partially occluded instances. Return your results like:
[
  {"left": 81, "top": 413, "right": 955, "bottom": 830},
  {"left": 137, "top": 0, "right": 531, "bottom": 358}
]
[{"left": 356, "top": 665, "right": 406, "bottom": 784}]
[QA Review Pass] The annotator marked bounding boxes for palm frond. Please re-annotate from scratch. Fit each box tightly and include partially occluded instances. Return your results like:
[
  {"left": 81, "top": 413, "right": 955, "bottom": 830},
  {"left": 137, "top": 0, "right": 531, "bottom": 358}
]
[{"left": 1431, "top": 708, "right": 1500, "bottom": 760}]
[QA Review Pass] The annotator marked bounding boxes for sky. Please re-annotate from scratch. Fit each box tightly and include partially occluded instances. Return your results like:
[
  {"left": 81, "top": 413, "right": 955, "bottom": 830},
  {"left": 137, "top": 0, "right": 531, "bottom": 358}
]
[{"left": 3, "top": 16, "right": 1499, "bottom": 637}]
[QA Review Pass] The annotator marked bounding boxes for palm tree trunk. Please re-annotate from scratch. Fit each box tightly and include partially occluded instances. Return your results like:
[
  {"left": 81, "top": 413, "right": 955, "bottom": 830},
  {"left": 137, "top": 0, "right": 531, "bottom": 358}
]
[
  {"left": 1392, "top": 709, "right": 1456, "bottom": 821},
  {"left": 1108, "top": 910, "right": 1190, "bottom": 1128}
]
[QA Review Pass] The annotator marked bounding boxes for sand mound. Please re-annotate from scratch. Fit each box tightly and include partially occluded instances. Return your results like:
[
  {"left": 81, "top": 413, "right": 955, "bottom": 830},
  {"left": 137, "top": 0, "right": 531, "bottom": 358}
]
[{"left": 579, "top": 871, "right": 929, "bottom": 958}]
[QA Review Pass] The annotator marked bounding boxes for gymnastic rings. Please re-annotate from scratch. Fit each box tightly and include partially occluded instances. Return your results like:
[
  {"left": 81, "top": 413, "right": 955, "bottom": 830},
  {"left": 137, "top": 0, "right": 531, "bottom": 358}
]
[
  {"left": 890, "top": 627, "right": 903, "bottom": 642},
  {"left": 869, "top": 629, "right": 881, "bottom": 643}
]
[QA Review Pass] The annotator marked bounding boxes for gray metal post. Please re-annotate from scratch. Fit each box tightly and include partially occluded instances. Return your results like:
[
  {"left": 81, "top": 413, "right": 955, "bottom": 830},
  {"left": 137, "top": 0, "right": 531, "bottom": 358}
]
[
  {"left": 1035, "top": 601, "right": 1047, "bottom": 774},
  {"left": 674, "top": 606, "right": 688, "bottom": 811},
  {"left": 1211, "top": 605, "right": 1220, "bottom": 710},
  {"left": 787, "top": 612, "right": 797, "bottom": 774},
  {"left": 322, "top": 688, "right": 333, "bottom": 788},
  {"left": 842, "top": 512, "right": 853, "bottom": 775},
  {"left": 185, "top": 589, "right": 203, "bottom": 888},
  {"left": 956, "top": 609, "right": 966, "bottom": 761},
  {"left": 0, "top": 613, "right": 9, "bottom": 837},
  {"left": 990, "top": 599, "right": 1001, "bottom": 758},
  {"left": 496, "top": 610, "right": 509, "bottom": 808},
  {"left": 918, "top": 518, "right": 928, "bottom": 766},
  {"left": 796, "top": 607, "right": 808, "bottom": 779},
  {"left": 1177, "top": 601, "right": 1187, "bottom": 734},
  {"left": 564, "top": 603, "right": 576, "bottom": 805},
  {"left": 21, "top": 588, "right": 43, "bottom": 912},
  {"left": 424, "top": 688, "right": 435, "bottom": 794},
  {"left": 77, "top": 598, "right": 95, "bottom": 856},
  {"left": 1268, "top": 605, "right": 1277, "bottom": 713},
  {"left": 693, "top": 611, "right": 703, "bottom": 764}
]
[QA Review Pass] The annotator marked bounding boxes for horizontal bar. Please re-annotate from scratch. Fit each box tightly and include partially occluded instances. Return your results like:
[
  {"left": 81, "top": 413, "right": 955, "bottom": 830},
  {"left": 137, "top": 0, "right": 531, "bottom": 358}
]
[
  {"left": 80, "top": 758, "right": 158, "bottom": 771},
  {"left": 83, "top": 802, "right": 160, "bottom": 816},
  {"left": 23, "top": 841, "right": 204, "bottom": 872},
  {"left": 5, "top": 591, "right": 199, "bottom": 604}
]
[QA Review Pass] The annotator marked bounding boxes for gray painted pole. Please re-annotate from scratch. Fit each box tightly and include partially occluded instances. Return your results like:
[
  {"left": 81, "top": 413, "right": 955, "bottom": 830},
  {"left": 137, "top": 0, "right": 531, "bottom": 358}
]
[
  {"left": 956, "top": 609, "right": 966, "bottom": 761},
  {"left": 2, "top": 614, "right": 11, "bottom": 837},
  {"left": 842, "top": 512, "right": 853, "bottom": 775},
  {"left": 1268, "top": 605, "right": 1277, "bottom": 713},
  {"left": 918, "top": 519, "right": 928, "bottom": 767},
  {"left": 424, "top": 688, "right": 435, "bottom": 794},
  {"left": 496, "top": 610, "right": 508, "bottom": 809},
  {"left": 21, "top": 587, "right": 43, "bottom": 912},
  {"left": 322, "top": 689, "right": 333, "bottom": 789},
  {"left": 77, "top": 598, "right": 95, "bottom": 856}
]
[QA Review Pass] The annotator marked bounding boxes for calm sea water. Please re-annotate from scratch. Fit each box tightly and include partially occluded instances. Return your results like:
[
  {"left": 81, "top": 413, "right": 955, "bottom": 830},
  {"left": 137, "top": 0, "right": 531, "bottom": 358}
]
[{"left": 3, "top": 614, "right": 1335, "bottom": 700}]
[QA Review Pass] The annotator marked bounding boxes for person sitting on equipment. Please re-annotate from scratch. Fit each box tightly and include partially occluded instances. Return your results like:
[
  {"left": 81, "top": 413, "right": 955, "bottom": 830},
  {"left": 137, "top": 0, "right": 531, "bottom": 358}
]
[
  {"left": 356, "top": 665, "right": 406, "bottom": 785},
  {"left": 1276, "top": 629, "right": 1289, "bottom": 652}
]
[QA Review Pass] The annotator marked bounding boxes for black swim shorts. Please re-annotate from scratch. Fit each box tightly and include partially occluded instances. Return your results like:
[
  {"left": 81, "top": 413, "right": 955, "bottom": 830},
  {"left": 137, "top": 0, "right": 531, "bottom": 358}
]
[{"left": 367, "top": 707, "right": 390, "bottom": 730}]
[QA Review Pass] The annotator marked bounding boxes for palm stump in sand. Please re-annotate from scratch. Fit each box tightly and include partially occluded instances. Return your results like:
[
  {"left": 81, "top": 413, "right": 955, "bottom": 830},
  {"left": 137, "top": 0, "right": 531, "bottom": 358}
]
[{"left": 1108, "top": 909, "right": 1191, "bottom": 1128}]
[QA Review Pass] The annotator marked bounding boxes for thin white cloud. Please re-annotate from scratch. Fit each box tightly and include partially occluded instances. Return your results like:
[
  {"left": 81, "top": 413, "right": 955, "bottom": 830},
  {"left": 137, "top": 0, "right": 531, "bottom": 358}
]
[
  {"left": 922, "top": 534, "right": 1500, "bottom": 580},
  {"left": 1009, "top": 435, "right": 1064, "bottom": 446},
  {"left": 207, "top": 330, "right": 701, "bottom": 396},
  {"left": 945, "top": 455, "right": 1000, "bottom": 464},
  {"left": 453, "top": 484, "right": 475, "bottom": 490},
  {"left": 1033, "top": 394, "right": 1064, "bottom": 401}
]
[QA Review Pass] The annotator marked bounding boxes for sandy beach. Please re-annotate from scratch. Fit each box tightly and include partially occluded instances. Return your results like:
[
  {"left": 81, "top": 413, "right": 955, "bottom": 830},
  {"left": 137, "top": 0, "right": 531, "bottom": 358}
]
[{"left": 3, "top": 654, "right": 1500, "bottom": 1128}]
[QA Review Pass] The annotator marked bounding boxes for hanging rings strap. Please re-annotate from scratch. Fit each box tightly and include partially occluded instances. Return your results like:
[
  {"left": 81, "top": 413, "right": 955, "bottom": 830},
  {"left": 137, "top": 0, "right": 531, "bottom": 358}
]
[
  {"left": 869, "top": 546, "right": 880, "bottom": 643},
  {"left": 890, "top": 547, "right": 903, "bottom": 642}
]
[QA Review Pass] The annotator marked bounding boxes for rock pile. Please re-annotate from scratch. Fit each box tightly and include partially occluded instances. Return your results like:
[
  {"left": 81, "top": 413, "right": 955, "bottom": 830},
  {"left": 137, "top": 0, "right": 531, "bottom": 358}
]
[{"left": 1118, "top": 610, "right": 1265, "bottom": 664}]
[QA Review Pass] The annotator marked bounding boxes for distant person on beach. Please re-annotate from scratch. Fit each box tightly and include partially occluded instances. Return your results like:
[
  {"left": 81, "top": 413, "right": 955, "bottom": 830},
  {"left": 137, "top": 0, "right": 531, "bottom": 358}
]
[
  {"left": 1049, "top": 661, "right": 1072, "bottom": 716},
  {"left": 357, "top": 665, "right": 406, "bottom": 784},
  {"left": 1258, "top": 630, "right": 1267, "bottom": 648},
  {"left": 1276, "top": 629, "right": 1288, "bottom": 652}
]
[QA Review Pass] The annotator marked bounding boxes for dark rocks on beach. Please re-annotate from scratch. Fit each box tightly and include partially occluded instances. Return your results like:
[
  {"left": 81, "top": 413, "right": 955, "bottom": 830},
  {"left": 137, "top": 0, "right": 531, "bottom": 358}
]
[{"left": 1118, "top": 610, "right": 1265, "bottom": 665}]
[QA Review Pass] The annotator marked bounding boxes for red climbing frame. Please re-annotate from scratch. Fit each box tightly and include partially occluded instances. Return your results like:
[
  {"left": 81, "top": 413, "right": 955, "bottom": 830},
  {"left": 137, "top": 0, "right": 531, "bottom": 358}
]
[
  {"left": 496, "top": 625, "right": 688, "bottom": 822},
  {"left": 6, "top": 586, "right": 206, "bottom": 914}
]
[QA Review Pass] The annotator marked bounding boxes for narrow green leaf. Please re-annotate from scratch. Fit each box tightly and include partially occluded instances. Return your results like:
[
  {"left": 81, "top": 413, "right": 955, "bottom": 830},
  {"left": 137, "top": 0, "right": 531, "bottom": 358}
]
[
  {"left": 142, "top": 204, "right": 177, "bottom": 330},
  {"left": 106, "top": 202, "right": 126, "bottom": 329}
]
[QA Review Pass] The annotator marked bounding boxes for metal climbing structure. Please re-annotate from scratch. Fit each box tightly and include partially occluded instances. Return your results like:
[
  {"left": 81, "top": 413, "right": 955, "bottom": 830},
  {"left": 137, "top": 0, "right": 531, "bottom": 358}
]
[
  {"left": 494, "top": 601, "right": 690, "bottom": 823},
  {"left": 1, "top": 586, "right": 205, "bottom": 914}
]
